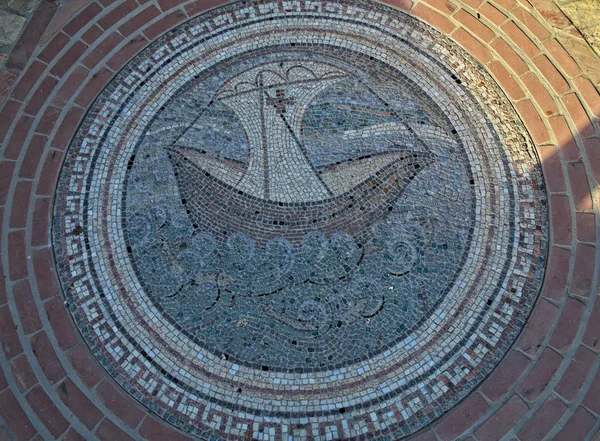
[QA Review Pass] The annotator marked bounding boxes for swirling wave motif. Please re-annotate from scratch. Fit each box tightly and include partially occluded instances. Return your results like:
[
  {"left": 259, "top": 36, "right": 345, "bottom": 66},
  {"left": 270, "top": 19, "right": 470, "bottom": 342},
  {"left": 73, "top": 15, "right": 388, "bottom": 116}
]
[{"left": 126, "top": 205, "right": 441, "bottom": 346}]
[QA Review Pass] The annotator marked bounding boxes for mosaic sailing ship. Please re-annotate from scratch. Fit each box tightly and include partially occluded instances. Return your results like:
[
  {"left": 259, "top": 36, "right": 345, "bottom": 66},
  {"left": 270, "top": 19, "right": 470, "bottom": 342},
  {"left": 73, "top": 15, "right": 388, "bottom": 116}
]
[{"left": 168, "top": 60, "right": 435, "bottom": 246}]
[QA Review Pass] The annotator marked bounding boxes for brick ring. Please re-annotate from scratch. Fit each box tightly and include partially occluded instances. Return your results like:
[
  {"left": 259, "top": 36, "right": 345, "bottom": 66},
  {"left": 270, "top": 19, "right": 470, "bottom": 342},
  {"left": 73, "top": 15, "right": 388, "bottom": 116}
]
[{"left": 0, "top": 0, "right": 598, "bottom": 440}]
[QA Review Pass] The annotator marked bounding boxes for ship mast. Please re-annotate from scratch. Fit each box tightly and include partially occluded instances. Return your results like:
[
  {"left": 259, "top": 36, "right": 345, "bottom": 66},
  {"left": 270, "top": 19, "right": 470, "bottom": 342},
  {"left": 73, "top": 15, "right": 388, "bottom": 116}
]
[{"left": 214, "top": 61, "right": 347, "bottom": 203}]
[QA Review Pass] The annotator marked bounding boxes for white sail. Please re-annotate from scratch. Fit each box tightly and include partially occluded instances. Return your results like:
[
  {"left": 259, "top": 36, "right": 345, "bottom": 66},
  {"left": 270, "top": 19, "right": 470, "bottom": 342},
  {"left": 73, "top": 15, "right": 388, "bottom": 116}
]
[{"left": 214, "top": 61, "right": 348, "bottom": 203}]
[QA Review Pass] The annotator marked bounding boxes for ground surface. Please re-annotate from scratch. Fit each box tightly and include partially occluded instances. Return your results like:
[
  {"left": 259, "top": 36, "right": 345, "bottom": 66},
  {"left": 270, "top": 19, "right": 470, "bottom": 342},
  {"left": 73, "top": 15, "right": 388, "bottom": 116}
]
[{"left": 0, "top": 0, "right": 599, "bottom": 440}]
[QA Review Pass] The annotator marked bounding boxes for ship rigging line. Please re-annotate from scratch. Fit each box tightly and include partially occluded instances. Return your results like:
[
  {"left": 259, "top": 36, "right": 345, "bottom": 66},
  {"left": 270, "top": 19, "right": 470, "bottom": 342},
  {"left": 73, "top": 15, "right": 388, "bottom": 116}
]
[
  {"left": 170, "top": 98, "right": 215, "bottom": 147},
  {"left": 263, "top": 87, "right": 335, "bottom": 199},
  {"left": 361, "top": 83, "right": 434, "bottom": 157}
]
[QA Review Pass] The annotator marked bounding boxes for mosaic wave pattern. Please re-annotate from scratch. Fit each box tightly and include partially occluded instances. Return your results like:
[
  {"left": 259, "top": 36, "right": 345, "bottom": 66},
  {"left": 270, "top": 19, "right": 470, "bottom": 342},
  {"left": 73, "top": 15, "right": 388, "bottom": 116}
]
[{"left": 53, "top": 1, "right": 548, "bottom": 439}]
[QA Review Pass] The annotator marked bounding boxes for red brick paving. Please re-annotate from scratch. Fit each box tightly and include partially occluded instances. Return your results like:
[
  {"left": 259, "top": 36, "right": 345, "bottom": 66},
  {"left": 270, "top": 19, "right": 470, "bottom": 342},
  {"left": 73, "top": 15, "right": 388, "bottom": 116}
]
[
  {"left": 66, "top": 345, "right": 105, "bottom": 389},
  {"left": 413, "top": 3, "right": 457, "bottom": 33},
  {"left": 423, "top": 0, "right": 458, "bottom": 14},
  {"left": 533, "top": 54, "right": 571, "bottom": 94},
  {"left": 455, "top": 9, "right": 496, "bottom": 42},
  {"left": 31, "top": 248, "right": 60, "bottom": 301},
  {"left": 522, "top": 71, "right": 560, "bottom": 115},
  {"left": 488, "top": 61, "right": 526, "bottom": 99},
  {"left": 10, "top": 60, "right": 46, "bottom": 102},
  {"left": 474, "top": 395, "right": 530, "bottom": 440},
  {"left": 549, "top": 114, "right": 581, "bottom": 161},
  {"left": 519, "top": 348, "right": 563, "bottom": 401},
  {"left": 452, "top": 27, "right": 494, "bottom": 63},
  {"left": 5, "top": 115, "right": 34, "bottom": 160},
  {"left": 571, "top": 243, "right": 596, "bottom": 296},
  {"left": 556, "top": 345, "right": 596, "bottom": 401},
  {"left": 9, "top": 181, "right": 33, "bottom": 230},
  {"left": 550, "top": 195, "right": 572, "bottom": 246},
  {"left": 434, "top": 394, "right": 489, "bottom": 440},
  {"left": 545, "top": 39, "right": 582, "bottom": 79},
  {"left": 0, "top": 390, "right": 37, "bottom": 440},
  {"left": 31, "top": 197, "right": 51, "bottom": 247},
  {"left": 0, "top": 0, "right": 598, "bottom": 440},
  {"left": 19, "top": 134, "right": 47, "bottom": 180},
  {"left": 29, "top": 332, "right": 66, "bottom": 386},
  {"left": 478, "top": 2, "right": 507, "bottom": 26},
  {"left": 35, "top": 150, "right": 64, "bottom": 196},
  {"left": 517, "top": 395, "right": 567, "bottom": 441},
  {"left": 62, "top": 428, "right": 87, "bottom": 441},
  {"left": 95, "top": 381, "right": 146, "bottom": 429},
  {"left": 512, "top": 7, "right": 551, "bottom": 41},
  {"left": 583, "top": 369, "right": 600, "bottom": 415},
  {"left": 501, "top": 21, "right": 541, "bottom": 58},
  {"left": 573, "top": 77, "right": 600, "bottom": 118},
  {"left": 491, "top": 37, "right": 530, "bottom": 75},
  {"left": 550, "top": 298, "right": 587, "bottom": 352},
  {"left": 576, "top": 212, "right": 596, "bottom": 243},
  {"left": 8, "top": 230, "right": 28, "bottom": 281},
  {"left": 538, "top": 144, "right": 566, "bottom": 192},
  {"left": 142, "top": 9, "right": 187, "bottom": 40},
  {"left": 35, "top": 107, "right": 61, "bottom": 135},
  {"left": 481, "top": 350, "right": 531, "bottom": 401},
  {"left": 138, "top": 416, "right": 195, "bottom": 441},
  {"left": 119, "top": 5, "right": 162, "bottom": 36},
  {"left": 5, "top": 0, "right": 59, "bottom": 71},
  {"left": 26, "top": 385, "right": 70, "bottom": 438},
  {"left": 515, "top": 99, "right": 551, "bottom": 143},
  {"left": 44, "top": 297, "right": 79, "bottom": 351},
  {"left": 9, "top": 354, "right": 37, "bottom": 392},
  {"left": 554, "top": 406, "right": 597, "bottom": 440},
  {"left": 562, "top": 93, "right": 597, "bottom": 138},
  {"left": 12, "top": 280, "right": 42, "bottom": 336},
  {"left": 63, "top": 3, "right": 104, "bottom": 37},
  {"left": 410, "top": 431, "right": 438, "bottom": 441},
  {"left": 95, "top": 419, "right": 136, "bottom": 441},
  {"left": 82, "top": 25, "right": 105, "bottom": 45}
]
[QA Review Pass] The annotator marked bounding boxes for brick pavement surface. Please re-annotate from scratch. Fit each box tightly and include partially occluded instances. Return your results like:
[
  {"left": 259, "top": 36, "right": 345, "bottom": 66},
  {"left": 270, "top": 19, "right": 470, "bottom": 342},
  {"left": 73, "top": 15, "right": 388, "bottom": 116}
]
[{"left": 0, "top": 0, "right": 598, "bottom": 439}]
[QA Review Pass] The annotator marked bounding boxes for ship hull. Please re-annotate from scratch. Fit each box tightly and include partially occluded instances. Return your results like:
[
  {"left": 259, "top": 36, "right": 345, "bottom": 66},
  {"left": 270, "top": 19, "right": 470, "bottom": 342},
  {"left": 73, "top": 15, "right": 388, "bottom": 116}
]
[{"left": 168, "top": 148, "right": 433, "bottom": 247}]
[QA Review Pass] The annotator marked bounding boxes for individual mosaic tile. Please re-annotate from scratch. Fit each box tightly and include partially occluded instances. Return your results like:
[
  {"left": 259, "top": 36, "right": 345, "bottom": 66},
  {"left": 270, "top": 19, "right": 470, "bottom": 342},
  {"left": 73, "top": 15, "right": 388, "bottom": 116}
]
[{"left": 53, "top": 1, "right": 548, "bottom": 440}]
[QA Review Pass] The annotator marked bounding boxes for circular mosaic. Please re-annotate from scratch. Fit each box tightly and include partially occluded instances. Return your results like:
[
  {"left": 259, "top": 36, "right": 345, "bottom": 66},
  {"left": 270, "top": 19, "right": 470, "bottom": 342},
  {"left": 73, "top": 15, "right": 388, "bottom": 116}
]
[{"left": 54, "top": 1, "right": 548, "bottom": 439}]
